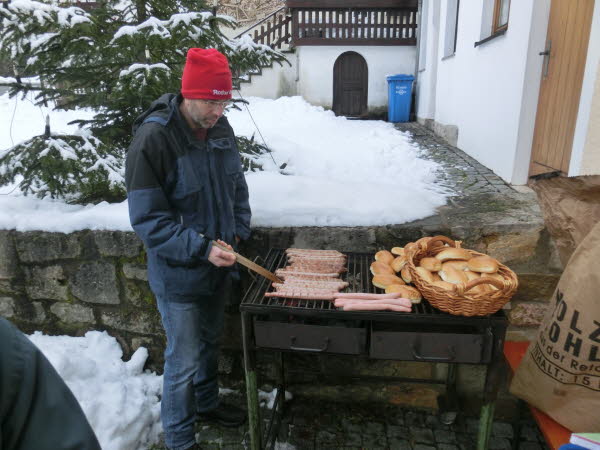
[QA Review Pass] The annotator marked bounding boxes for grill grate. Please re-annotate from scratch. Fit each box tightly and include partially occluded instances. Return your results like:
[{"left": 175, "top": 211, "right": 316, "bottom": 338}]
[{"left": 241, "top": 248, "right": 447, "bottom": 316}]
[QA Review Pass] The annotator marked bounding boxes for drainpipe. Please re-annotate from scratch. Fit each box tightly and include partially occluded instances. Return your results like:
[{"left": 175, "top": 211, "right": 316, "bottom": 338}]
[{"left": 413, "top": 0, "right": 423, "bottom": 121}]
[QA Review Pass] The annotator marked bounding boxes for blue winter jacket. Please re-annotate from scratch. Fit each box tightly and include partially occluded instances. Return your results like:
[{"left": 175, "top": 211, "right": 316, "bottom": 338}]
[{"left": 125, "top": 93, "right": 251, "bottom": 302}]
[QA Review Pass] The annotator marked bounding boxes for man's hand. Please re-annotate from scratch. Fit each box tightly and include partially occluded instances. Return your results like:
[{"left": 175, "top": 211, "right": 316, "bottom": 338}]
[{"left": 208, "top": 240, "right": 236, "bottom": 267}]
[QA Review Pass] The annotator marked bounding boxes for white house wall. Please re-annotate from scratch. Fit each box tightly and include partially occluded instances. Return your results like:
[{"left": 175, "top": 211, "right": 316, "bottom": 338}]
[
  {"left": 435, "top": 0, "right": 543, "bottom": 183},
  {"left": 297, "top": 46, "right": 416, "bottom": 110},
  {"left": 237, "top": 53, "right": 298, "bottom": 99},
  {"left": 238, "top": 45, "right": 416, "bottom": 111},
  {"left": 416, "top": 0, "right": 441, "bottom": 121},
  {"left": 569, "top": 0, "right": 600, "bottom": 176},
  {"left": 417, "top": 0, "right": 553, "bottom": 184}
]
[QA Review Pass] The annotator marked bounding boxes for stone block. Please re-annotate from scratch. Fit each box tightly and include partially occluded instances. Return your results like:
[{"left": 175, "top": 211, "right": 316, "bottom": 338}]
[
  {"left": 15, "top": 232, "right": 80, "bottom": 263},
  {"left": 0, "top": 231, "right": 18, "bottom": 280},
  {"left": 124, "top": 280, "right": 142, "bottom": 307},
  {"left": 484, "top": 230, "right": 542, "bottom": 266},
  {"left": 24, "top": 265, "right": 69, "bottom": 301},
  {"left": 122, "top": 263, "right": 147, "bottom": 281},
  {"left": 50, "top": 302, "right": 95, "bottom": 324},
  {"left": 410, "top": 427, "right": 435, "bottom": 444},
  {"left": 488, "top": 436, "right": 511, "bottom": 450},
  {"left": 292, "top": 227, "right": 377, "bottom": 253},
  {"left": 506, "top": 326, "right": 540, "bottom": 342},
  {"left": 0, "top": 297, "right": 15, "bottom": 318},
  {"left": 511, "top": 273, "right": 560, "bottom": 303},
  {"left": 131, "top": 336, "right": 154, "bottom": 352},
  {"left": 491, "top": 422, "right": 514, "bottom": 439},
  {"left": 435, "top": 429, "right": 457, "bottom": 444},
  {"left": 22, "top": 302, "right": 47, "bottom": 324},
  {"left": 509, "top": 302, "right": 549, "bottom": 327},
  {"left": 93, "top": 231, "right": 143, "bottom": 258},
  {"left": 101, "top": 311, "right": 158, "bottom": 334},
  {"left": 72, "top": 261, "right": 120, "bottom": 304}
]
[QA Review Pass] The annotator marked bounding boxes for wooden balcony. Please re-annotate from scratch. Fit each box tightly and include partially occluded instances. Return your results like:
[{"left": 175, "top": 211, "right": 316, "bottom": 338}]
[{"left": 286, "top": 0, "right": 418, "bottom": 46}]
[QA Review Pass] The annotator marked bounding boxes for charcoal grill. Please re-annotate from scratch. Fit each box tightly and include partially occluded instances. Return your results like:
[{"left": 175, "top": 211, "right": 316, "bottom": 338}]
[{"left": 240, "top": 248, "right": 508, "bottom": 450}]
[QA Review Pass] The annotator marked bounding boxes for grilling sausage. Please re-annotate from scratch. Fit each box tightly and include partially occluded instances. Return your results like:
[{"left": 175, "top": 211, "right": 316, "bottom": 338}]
[
  {"left": 342, "top": 302, "right": 412, "bottom": 312},
  {"left": 334, "top": 292, "right": 403, "bottom": 299},
  {"left": 334, "top": 298, "right": 412, "bottom": 308}
]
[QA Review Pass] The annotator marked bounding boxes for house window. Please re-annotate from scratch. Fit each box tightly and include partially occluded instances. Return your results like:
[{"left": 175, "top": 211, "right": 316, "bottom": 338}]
[
  {"left": 443, "top": 0, "right": 460, "bottom": 57},
  {"left": 492, "top": 0, "right": 510, "bottom": 33}
]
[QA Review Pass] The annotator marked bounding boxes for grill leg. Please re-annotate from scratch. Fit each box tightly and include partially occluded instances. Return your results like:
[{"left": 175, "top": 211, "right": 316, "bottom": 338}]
[
  {"left": 242, "top": 312, "right": 262, "bottom": 450},
  {"left": 477, "top": 401, "right": 496, "bottom": 450},
  {"left": 438, "top": 363, "right": 459, "bottom": 425},
  {"left": 477, "top": 322, "right": 507, "bottom": 450}
]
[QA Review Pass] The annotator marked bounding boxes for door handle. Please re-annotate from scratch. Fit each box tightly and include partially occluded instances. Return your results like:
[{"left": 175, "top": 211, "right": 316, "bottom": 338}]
[
  {"left": 289, "top": 336, "right": 330, "bottom": 352},
  {"left": 411, "top": 343, "right": 456, "bottom": 362},
  {"left": 540, "top": 40, "right": 552, "bottom": 78}
]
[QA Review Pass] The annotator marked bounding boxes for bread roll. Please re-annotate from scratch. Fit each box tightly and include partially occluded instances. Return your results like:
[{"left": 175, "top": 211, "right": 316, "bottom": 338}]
[
  {"left": 467, "top": 256, "right": 499, "bottom": 273},
  {"left": 439, "top": 266, "right": 468, "bottom": 284},
  {"left": 372, "top": 273, "right": 405, "bottom": 289},
  {"left": 391, "top": 255, "right": 407, "bottom": 272},
  {"left": 419, "top": 257, "right": 442, "bottom": 272},
  {"left": 415, "top": 266, "right": 434, "bottom": 283},
  {"left": 385, "top": 284, "right": 422, "bottom": 303},
  {"left": 435, "top": 248, "right": 472, "bottom": 262},
  {"left": 400, "top": 265, "right": 412, "bottom": 283},
  {"left": 431, "top": 272, "right": 442, "bottom": 282},
  {"left": 404, "top": 242, "right": 417, "bottom": 254},
  {"left": 370, "top": 261, "right": 395, "bottom": 276},
  {"left": 481, "top": 272, "right": 505, "bottom": 290},
  {"left": 464, "top": 270, "right": 480, "bottom": 281},
  {"left": 391, "top": 247, "right": 404, "bottom": 256},
  {"left": 441, "top": 260, "right": 469, "bottom": 272},
  {"left": 374, "top": 250, "right": 395, "bottom": 265},
  {"left": 432, "top": 280, "right": 455, "bottom": 290}
]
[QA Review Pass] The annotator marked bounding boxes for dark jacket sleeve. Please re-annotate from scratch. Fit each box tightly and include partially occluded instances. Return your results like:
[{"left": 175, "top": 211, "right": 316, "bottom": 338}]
[
  {"left": 126, "top": 124, "right": 212, "bottom": 262},
  {"left": 234, "top": 171, "right": 252, "bottom": 241},
  {"left": 0, "top": 317, "right": 101, "bottom": 450}
]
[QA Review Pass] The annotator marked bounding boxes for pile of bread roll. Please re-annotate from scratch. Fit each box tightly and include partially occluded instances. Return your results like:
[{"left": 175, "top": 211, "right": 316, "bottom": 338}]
[
  {"left": 370, "top": 240, "right": 506, "bottom": 302},
  {"left": 370, "top": 247, "right": 422, "bottom": 304}
]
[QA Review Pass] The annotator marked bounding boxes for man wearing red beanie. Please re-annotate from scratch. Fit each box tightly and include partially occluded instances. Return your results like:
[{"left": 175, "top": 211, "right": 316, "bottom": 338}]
[{"left": 126, "top": 48, "right": 250, "bottom": 450}]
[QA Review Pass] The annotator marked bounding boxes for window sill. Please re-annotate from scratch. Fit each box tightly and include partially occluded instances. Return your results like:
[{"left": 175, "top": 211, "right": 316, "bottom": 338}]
[
  {"left": 474, "top": 28, "right": 507, "bottom": 48},
  {"left": 441, "top": 53, "right": 455, "bottom": 61}
]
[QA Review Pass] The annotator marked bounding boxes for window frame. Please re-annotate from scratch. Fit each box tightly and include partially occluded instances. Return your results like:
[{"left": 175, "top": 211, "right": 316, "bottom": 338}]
[{"left": 492, "top": 0, "right": 510, "bottom": 34}]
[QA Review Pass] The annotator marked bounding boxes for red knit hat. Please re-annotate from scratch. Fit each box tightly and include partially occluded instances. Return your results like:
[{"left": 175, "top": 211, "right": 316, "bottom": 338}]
[{"left": 181, "top": 48, "right": 232, "bottom": 100}]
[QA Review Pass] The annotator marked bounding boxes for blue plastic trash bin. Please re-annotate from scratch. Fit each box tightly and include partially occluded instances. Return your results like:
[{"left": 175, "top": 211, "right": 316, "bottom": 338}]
[{"left": 387, "top": 74, "right": 414, "bottom": 123}]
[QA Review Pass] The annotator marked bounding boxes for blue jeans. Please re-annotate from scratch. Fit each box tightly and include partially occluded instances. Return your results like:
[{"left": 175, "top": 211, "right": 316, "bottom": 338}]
[{"left": 156, "top": 286, "right": 226, "bottom": 450}]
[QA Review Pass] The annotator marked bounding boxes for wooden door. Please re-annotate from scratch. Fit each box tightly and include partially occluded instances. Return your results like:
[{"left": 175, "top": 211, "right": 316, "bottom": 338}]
[
  {"left": 529, "top": 0, "right": 595, "bottom": 177},
  {"left": 333, "top": 51, "right": 368, "bottom": 117}
]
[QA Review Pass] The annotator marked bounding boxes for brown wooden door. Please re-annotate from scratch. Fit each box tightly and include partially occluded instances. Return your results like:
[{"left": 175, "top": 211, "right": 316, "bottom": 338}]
[
  {"left": 529, "top": 0, "right": 595, "bottom": 177},
  {"left": 333, "top": 51, "right": 368, "bottom": 117}
]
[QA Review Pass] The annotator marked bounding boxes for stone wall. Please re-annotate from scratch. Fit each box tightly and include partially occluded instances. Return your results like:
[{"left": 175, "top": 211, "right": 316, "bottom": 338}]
[{"left": 0, "top": 222, "right": 561, "bottom": 414}]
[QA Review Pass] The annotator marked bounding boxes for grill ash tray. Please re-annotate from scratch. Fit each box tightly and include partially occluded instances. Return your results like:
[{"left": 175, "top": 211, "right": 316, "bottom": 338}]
[
  {"left": 253, "top": 314, "right": 368, "bottom": 355},
  {"left": 369, "top": 322, "right": 493, "bottom": 364}
]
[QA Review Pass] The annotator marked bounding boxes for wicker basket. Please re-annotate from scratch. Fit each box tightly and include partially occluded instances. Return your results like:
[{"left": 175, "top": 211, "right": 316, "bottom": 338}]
[{"left": 406, "top": 235, "right": 518, "bottom": 316}]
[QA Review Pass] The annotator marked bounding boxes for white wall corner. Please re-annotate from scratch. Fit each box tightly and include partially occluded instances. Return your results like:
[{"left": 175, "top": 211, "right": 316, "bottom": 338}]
[{"left": 511, "top": 0, "right": 551, "bottom": 185}]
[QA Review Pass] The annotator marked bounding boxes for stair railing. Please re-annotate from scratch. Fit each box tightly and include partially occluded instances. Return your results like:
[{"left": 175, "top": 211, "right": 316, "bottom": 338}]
[{"left": 234, "top": 6, "right": 292, "bottom": 50}]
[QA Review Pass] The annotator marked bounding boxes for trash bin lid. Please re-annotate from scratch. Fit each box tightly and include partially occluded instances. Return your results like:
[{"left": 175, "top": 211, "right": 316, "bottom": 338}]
[{"left": 387, "top": 74, "right": 414, "bottom": 82}]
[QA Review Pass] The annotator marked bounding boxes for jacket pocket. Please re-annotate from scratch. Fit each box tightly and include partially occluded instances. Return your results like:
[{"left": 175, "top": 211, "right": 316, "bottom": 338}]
[{"left": 164, "top": 260, "right": 217, "bottom": 297}]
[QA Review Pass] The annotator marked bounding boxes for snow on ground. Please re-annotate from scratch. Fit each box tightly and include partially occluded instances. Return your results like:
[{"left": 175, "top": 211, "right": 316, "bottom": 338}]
[
  {"left": 229, "top": 96, "right": 447, "bottom": 226},
  {"left": 28, "top": 330, "right": 287, "bottom": 450},
  {"left": 28, "top": 330, "right": 163, "bottom": 450},
  {"left": 0, "top": 93, "right": 447, "bottom": 231}
]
